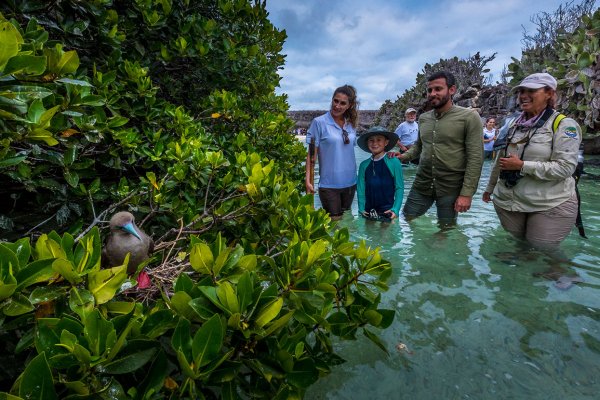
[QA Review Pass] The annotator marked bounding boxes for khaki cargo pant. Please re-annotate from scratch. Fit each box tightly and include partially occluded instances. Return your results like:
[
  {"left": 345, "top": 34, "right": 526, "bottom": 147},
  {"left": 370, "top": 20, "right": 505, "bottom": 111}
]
[{"left": 494, "top": 193, "right": 578, "bottom": 249}]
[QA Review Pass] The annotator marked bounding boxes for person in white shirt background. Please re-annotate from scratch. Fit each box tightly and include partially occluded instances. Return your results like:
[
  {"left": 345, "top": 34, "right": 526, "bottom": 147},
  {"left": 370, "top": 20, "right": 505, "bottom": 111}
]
[
  {"left": 394, "top": 107, "right": 419, "bottom": 165},
  {"left": 483, "top": 117, "right": 497, "bottom": 160}
]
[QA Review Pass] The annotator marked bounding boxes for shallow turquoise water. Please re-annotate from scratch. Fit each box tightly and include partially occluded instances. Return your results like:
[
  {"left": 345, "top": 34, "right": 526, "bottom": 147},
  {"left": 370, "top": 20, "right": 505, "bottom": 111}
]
[{"left": 308, "top": 150, "right": 600, "bottom": 400}]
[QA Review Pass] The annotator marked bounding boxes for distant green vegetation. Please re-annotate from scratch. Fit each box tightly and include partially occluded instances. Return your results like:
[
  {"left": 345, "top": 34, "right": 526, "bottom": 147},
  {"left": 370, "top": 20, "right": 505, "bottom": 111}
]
[
  {"left": 0, "top": 1, "right": 395, "bottom": 398},
  {"left": 508, "top": 3, "right": 600, "bottom": 135}
]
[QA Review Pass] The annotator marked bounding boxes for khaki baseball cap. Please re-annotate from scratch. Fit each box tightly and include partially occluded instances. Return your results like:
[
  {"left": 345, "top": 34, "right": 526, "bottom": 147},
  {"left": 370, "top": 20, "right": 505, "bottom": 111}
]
[{"left": 514, "top": 72, "right": 557, "bottom": 91}]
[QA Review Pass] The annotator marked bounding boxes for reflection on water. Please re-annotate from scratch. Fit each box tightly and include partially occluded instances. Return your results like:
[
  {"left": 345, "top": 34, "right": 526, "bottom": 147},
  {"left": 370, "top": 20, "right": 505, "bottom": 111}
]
[{"left": 308, "top": 153, "right": 600, "bottom": 400}]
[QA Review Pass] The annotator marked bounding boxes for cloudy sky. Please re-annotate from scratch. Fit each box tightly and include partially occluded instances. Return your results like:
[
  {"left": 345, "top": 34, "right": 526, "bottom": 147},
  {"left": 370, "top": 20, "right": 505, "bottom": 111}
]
[{"left": 265, "top": 0, "right": 581, "bottom": 110}]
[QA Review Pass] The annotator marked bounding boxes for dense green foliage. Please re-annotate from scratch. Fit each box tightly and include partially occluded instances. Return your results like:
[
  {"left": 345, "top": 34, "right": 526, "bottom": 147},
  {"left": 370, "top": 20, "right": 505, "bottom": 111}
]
[
  {"left": 508, "top": 5, "right": 600, "bottom": 135},
  {"left": 0, "top": 1, "right": 396, "bottom": 398},
  {"left": 0, "top": 0, "right": 304, "bottom": 236}
]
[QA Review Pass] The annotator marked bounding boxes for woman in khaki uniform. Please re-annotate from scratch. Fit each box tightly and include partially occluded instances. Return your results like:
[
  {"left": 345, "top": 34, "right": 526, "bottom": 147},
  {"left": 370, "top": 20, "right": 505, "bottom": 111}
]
[{"left": 482, "top": 72, "right": 582, "bottom": 249}]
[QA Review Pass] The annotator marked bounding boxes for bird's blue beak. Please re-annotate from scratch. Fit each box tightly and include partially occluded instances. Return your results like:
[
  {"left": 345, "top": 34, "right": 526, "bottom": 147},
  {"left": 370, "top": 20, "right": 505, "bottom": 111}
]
[{"left": 122, "top": 222, "right": 142, "bottom": 241}]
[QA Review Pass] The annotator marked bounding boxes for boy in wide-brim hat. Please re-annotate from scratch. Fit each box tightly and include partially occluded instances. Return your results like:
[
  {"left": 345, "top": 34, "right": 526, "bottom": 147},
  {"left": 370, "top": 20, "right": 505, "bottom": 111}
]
[{"left": 357, "top": 126, "right": 404, "bottom": 220}]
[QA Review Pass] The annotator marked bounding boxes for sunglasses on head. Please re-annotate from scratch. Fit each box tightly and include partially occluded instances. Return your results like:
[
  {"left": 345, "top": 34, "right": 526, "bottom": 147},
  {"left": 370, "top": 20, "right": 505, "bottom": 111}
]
[{"left": 342, "top": 128, "right": 349, "bottom": 145}]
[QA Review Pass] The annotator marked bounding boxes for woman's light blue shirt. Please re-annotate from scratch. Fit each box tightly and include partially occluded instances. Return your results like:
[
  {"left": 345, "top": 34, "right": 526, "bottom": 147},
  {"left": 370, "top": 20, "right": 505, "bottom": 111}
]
[{"left": 306, "top": 112, "right": 357, "bottom": 189}]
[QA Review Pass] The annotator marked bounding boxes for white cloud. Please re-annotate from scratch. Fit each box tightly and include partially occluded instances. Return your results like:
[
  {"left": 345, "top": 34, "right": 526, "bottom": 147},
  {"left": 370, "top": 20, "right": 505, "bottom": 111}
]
[{"left": 266, "top": 0, "right": 583, "bottom": 110}]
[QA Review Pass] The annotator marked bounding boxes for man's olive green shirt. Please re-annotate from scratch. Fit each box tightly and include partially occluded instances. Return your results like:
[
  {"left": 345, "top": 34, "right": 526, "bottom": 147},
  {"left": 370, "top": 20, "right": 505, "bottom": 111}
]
[{"left": 404, "top": 105, "right": 484, "bottom": 197}]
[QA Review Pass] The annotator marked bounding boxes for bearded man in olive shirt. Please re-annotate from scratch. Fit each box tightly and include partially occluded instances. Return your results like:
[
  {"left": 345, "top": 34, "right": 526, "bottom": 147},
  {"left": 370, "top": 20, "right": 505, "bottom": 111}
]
[{"left": 399, "top": 71, "right": 483, "bottom": 225}]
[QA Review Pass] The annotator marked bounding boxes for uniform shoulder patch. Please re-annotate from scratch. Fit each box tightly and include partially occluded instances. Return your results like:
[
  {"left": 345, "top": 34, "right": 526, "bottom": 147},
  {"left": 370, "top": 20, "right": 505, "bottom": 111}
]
[{"left": 564, "top": 126, "right": 578, "bottom": 138}]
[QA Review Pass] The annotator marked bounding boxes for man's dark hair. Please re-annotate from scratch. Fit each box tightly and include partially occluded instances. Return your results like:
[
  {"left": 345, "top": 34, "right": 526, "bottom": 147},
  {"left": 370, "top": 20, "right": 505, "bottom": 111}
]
[{"left": 427, "top": 71, "right": 456, "bottom": 88}]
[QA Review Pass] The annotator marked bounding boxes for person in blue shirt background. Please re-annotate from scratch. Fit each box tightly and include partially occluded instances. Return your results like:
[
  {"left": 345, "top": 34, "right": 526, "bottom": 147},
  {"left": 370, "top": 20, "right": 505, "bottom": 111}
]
[{"left": 357, "top": 126, "right": 404, "bottom": 221}]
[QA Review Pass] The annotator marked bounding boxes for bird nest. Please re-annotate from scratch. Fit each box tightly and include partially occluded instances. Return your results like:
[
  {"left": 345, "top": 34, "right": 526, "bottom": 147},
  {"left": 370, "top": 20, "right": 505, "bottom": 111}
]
[{"left": 121, "top": 240, "right": 193, "bottom": 304}]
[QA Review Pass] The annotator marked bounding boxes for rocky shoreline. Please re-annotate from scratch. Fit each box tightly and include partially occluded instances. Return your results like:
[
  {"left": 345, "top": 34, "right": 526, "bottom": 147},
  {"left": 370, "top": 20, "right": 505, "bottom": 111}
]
[
  {"left": 288, "top": 103, "right": 600, "bottom": 154},
  {"left": 288, "top": 110, "right": 378, "bottom": 134}
]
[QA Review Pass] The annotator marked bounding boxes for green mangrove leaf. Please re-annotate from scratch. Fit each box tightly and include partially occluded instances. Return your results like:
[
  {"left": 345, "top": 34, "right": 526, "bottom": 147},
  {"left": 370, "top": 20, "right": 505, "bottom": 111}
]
[
  {"left": 69, "top": 287, "right": 94, "bottom": 321},
  {"left": 177, "top": 349, "right": 197, "bottom": 379},
  {"left": 189, "top": 242, "right": 213, "bottom": 274},
  {"left": 61, "top": 380, "right": 89, "bottom": 396},
  {"left": 286, "top": 359, "right": 319, "bottom": 389},
  {"left": 237, "top": 271, "right": 253, "bottom": 312},
  {"left": 294, "top": 342, "right": 305, "bottom": 359},
  {"left": 75, "top": 226, "right": 101, "bottom": 273},
  {"left": 37, "top": 104, "right": 61, "bottom": 128},
  {"left": 3, "top": 293, "right": 34, "bottom": 316},
  {"left": 29, "top": 286, "right": 67, "bottom": 304},
  {"left": 212, "top": 246, "right": 233, "bottom": 276},
  {"left": 306, "top": 240, "right": 328, "bottom": 267},
  {"left": 44, "top": 237, "right": 66, "bottom": 260},
  {"left": 363, "top": 310, "right": 383, "bottom": 326},
  {"left": 171, "top": 318, "right": 192, "bottom": 362},
  {"left": 216, "top": 281, "right": 239, "bottom": 314},
  {"left": 52, "top": 258, "right": 81, "bottom": 284},
  {"left": 84, "top": 309, "right": 115, "bottom": 357},
  {"left": 63, "top": 170, "right": 79, "bottom": 188},
  {"left": 262, "top": 310, "right": 295, "bottom": 337},
  {"left": 363, "top": 328, "right": 389, "bottom": 355},
  {"left": 3, "top": 54, "right": 46, "bottom": 75},
  {"left": 254, "top": 297, "right": 283, "bottom": 328},
  {"left": 45, "top": 44, "right": 79, "bottom": 75},
  {"left": 15, "top": 258, "right": 55, "bottom": 290},
  {"left": 58, "top": 329, "right": 77, "bottom": 350},
  {"left": 55, "top": 78, "right": 93, "bottom": 87},
  {"left": 170, "top": 291, "right": 195, "bottom": 320},
  {"left": 237, "top": 254, "right": 257, "bottom": 271},
  {"left": 174, "top": 273, "right": 194, "bottom": 293},
  {"left": 0, "top": 21, "right": 23, "bottom": 70},
  {"left": 34, "top": 235, "right": 54, "bottom": 260},
  {"left": 0, "top": 242, "right": 19, "bottom": 272},
  {"left": 377, "top": 309, "right": 395, "bottom": 329},
  {"left": 0, "top": 155, "right": 27, "bottom": 167},
  {"left": 140, "top": 309, "right": 177, "bottom": 338},
  {"left": 0, "top": 245, "right": 17, "bottom": 301},
  {"left": 18, "top": 352, "right": 58, "bottom": 400},
  {"left": 28, "top": 128, "right": 58, "bottom": 146},
  {"left": 0, "top": 238, "right": 31, "bottom": 273},
  {"left": 355, "top": 241, "right": 369, "bottom": 260},
  {"left": 220, "top": 245, "right": 244, "bottom": 274},
  {"left": 103, "top": 301, "right": 136, "bottom": 315},
  {"left": 192, "top": 314, "right": 223, "bottom": 369},
  {"left": 137, "top": 350, "right": 169, "bottom": 400},
  {"left": 101, "top": 347, "right": 157, "bottom": 374},
  {"left": 0, "top": 392, "right": 24, "bottom": 399},
  {"left": 0, "top": 278, "right": 17, "bottom": 301},
  {"left": 87, "top": 263, "right": 127, "bottom": 304}
]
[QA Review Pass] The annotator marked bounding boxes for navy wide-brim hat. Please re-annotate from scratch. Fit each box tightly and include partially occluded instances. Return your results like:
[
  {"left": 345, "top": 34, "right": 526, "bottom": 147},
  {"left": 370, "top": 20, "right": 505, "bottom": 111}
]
[{"left": 357, "top": 126, "right": 399, "bottom": 153}]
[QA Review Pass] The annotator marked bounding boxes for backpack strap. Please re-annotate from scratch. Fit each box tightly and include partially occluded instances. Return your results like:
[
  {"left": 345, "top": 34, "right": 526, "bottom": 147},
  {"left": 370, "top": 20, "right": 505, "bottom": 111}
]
[
  {"left": 552, "top": 113, "right": 566, "bottom": 133},
  {"left": 551, "top": 112, "right": 587, "bottom": 238},
  {"left": 549, "top": 113, "right": 567, "bottom": 152}
]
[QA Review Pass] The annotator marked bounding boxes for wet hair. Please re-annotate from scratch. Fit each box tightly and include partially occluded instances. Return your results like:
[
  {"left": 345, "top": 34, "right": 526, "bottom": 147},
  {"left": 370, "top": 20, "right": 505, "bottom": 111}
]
[
  {"left": 333, "top": 84, "right": 359, "bottom": 128},
  {"left": 427, "top": 71, "right": 456, "bottom": 88}
]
